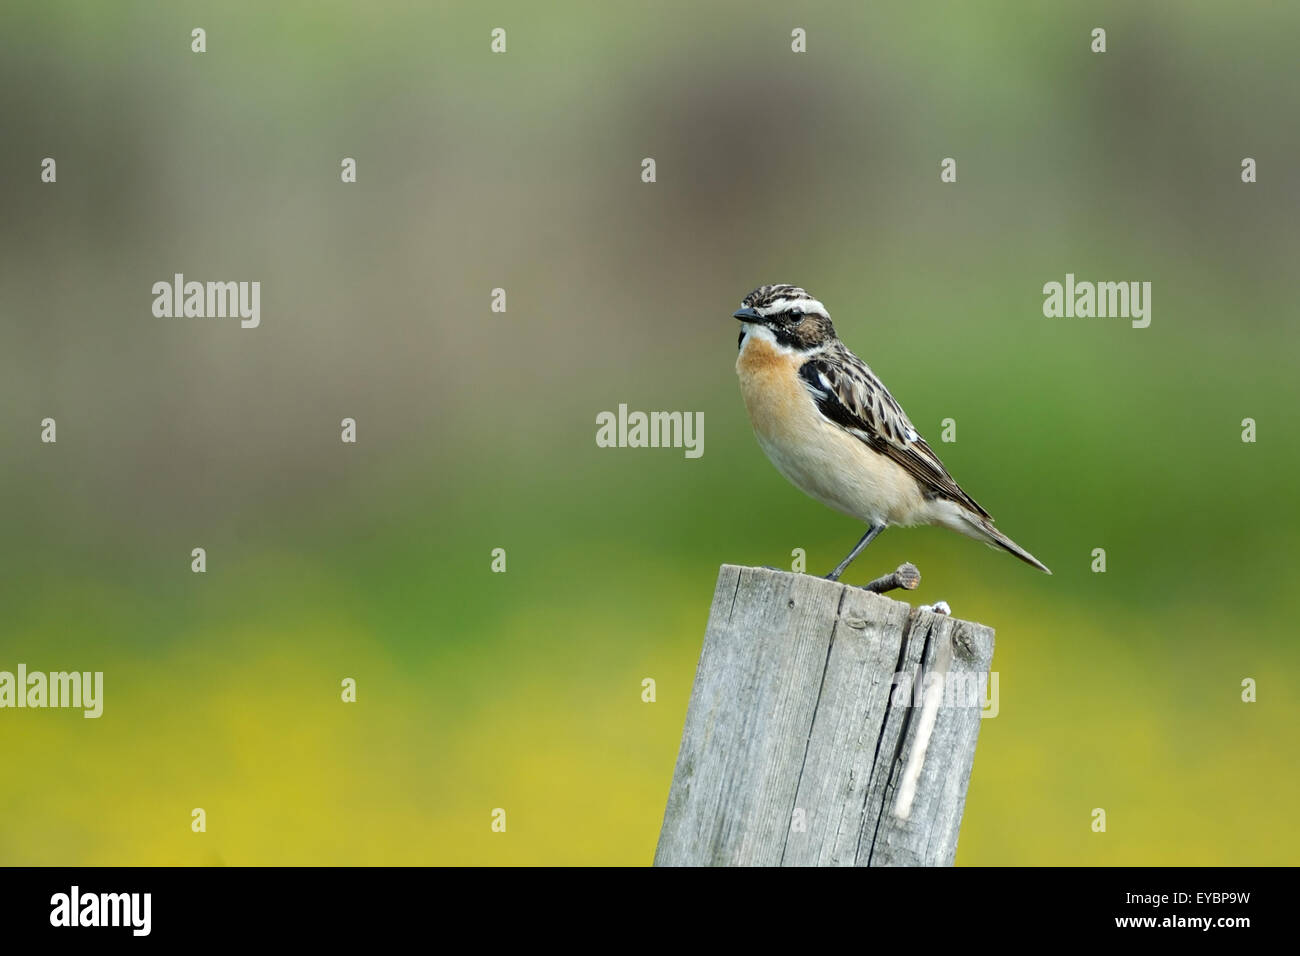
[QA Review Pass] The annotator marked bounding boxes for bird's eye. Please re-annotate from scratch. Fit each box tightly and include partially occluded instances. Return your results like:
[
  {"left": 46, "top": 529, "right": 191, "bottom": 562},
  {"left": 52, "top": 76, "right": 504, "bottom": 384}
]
[{"left": 789, "top": 310, "right": 804, "bottom": 324}]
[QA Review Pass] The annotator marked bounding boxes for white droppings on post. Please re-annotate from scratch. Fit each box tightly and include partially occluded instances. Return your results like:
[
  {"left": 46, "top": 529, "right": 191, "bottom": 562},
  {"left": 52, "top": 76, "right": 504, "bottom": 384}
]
[{"left": 894, "top": 632, "right": 954, "bottom": 820}]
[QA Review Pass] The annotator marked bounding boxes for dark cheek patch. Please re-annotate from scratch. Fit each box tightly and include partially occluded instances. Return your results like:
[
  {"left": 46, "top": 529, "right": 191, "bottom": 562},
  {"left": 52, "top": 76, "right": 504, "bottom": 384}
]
[
  {"left": 771, "top": 324, "right": 806, "bottom": 350},
  {"left": 738, "top": 329, "right": 745, "bottom": 351}
]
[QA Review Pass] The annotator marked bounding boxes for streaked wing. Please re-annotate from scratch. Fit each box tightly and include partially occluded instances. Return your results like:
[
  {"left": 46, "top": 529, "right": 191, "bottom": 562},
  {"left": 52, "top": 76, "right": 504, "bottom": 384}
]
[{"left": 797, "top": 350, "right": 992, "bottom": 519}]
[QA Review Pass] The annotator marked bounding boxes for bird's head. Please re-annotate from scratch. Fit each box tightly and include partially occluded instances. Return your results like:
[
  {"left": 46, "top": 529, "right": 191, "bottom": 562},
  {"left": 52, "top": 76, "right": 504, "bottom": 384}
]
[{"left": 733, "top": 284, "right": 836, "bottom": 352}]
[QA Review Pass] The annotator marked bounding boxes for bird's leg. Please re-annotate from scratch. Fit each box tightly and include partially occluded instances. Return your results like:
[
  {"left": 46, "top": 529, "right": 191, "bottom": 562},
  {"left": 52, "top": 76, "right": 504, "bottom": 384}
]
[{"left": 825, "top": 524, "right": 885, "bottom": 581}]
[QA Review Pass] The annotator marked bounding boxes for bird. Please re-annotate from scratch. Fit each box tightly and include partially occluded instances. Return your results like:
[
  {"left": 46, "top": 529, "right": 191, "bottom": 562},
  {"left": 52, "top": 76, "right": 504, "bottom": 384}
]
[{"left": 733, "top": 283, "right": 1051, "bottom": 579}]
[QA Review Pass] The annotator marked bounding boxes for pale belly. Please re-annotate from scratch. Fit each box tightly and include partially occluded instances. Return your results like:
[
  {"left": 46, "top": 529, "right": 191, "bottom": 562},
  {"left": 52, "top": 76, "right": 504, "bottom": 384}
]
[{"left": 737, "top": 338, "right": 925, "bottom": 527}]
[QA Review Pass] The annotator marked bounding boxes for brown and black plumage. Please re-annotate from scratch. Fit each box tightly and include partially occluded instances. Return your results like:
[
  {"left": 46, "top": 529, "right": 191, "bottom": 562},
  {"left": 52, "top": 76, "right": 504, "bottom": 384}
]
[{"left": 733, "top": 284, "right": 1050, "bottom": 577}]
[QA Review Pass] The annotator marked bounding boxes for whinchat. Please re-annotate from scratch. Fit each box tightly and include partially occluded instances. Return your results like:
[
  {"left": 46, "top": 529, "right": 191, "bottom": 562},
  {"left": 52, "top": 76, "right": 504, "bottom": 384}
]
[{"left": 734, "top": 284, "right": 1051, "bottom": 579}]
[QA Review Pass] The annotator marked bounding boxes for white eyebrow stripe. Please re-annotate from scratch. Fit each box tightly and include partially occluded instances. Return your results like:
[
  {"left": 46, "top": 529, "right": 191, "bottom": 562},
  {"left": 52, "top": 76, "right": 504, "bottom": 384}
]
[{"left": 757, "top": 296, "right": 828, "bottom": 318}]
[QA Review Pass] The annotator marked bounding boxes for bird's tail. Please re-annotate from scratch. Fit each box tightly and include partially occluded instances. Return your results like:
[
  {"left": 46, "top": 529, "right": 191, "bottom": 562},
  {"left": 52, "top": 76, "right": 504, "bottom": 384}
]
[{"left": 959, "top": 512, "right": 1052, "bottom": 574}]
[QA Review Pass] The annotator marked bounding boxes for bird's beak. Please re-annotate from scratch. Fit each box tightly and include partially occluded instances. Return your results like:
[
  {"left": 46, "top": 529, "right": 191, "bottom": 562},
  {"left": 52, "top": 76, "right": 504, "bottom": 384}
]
[{"left": 733, "top": 307, "right": 762, "bottom": 322}]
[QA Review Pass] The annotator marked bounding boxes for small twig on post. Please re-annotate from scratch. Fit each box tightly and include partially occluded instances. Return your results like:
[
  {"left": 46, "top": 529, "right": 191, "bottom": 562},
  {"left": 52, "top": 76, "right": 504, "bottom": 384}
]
[{"left": 863, "top": 562, "right": 921, "bottom": 594}]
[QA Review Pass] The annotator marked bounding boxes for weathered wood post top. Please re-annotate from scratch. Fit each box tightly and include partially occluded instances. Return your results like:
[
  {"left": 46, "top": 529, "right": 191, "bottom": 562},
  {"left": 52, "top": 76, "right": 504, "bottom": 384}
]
[{"left": 655, "top": 564, "right": 995, "bottom": 867}]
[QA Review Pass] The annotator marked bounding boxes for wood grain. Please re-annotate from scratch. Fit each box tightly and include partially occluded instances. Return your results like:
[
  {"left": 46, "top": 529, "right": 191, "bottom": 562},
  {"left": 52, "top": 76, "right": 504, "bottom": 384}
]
[{"left": 654, "top": 565, "right": 995, "bottom": 867}]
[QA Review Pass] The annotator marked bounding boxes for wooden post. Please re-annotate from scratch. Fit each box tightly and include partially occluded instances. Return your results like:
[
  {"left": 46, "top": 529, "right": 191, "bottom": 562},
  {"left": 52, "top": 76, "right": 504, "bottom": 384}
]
[{"left": 654, "top": 565, "right": 995, "bottom": 867}]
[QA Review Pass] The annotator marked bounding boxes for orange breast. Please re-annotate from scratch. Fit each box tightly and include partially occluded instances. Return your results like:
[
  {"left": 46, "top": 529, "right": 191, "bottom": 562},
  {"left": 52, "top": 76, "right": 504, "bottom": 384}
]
[{"left": 736, "top": 335, "right": 815, "bottom": 443}]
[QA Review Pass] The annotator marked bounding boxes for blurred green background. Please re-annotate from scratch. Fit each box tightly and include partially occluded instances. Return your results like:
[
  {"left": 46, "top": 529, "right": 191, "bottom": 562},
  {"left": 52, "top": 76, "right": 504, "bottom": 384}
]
[{"left": 2, "top": 1, "right": 1297, "bottom": 865}]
